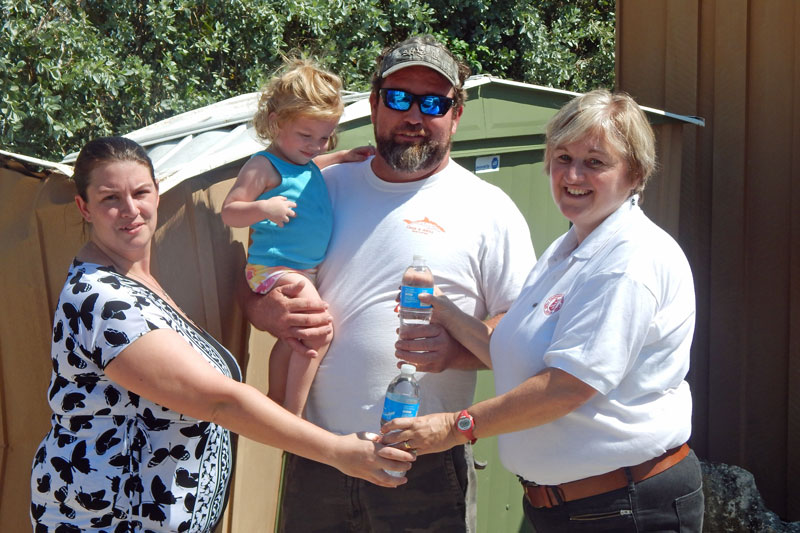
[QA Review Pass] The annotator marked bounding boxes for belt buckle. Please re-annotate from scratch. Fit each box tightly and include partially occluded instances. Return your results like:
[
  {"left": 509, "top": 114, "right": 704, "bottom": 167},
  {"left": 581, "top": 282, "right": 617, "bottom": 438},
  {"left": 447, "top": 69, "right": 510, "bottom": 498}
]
[{"left": 523, "top": 482, "right": 563, "bottom": 509}]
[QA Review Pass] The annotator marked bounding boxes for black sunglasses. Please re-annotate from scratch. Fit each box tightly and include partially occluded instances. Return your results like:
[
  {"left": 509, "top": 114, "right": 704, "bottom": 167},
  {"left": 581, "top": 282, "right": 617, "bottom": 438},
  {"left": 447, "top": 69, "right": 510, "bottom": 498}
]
[{"left": 380, "top": 89, "right": 455, "bottom": 117}]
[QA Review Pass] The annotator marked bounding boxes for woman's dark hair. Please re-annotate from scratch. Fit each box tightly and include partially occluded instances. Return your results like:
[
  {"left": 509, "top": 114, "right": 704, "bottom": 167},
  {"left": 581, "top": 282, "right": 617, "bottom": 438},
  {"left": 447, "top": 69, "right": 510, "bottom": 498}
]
[{"left": 73, "top": 137, "right": 156, "bottom": 200}]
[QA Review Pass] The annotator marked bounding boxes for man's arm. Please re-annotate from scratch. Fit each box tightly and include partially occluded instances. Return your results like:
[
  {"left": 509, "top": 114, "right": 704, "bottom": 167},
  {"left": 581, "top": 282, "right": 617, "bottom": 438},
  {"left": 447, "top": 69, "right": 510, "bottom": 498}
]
[
  {"left": 393, "top": 312, "right": 505, "bottom": 373},
  {"left": 237, "top": 274, "right": 332, "bottom": 357}
]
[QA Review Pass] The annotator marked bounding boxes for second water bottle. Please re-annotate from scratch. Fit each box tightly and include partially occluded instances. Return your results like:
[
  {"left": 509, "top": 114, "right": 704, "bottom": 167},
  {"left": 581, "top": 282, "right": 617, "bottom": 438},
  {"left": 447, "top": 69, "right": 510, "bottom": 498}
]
[{"left": 380, "top": 363, "right": 420, "bottom": 476}]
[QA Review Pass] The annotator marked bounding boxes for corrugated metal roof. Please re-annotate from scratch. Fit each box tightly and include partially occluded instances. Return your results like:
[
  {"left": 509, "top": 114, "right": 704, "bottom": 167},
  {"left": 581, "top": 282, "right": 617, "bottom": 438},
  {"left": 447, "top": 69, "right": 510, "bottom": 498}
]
[
  {"left": 52, "top": 75, "right": 702, "bottom": 194},
  {"left": 59, "top": 90, "right": 375, "bottom": 193},
  {"left": 0, "top": 149, "right": 74, "bottom": 177}
]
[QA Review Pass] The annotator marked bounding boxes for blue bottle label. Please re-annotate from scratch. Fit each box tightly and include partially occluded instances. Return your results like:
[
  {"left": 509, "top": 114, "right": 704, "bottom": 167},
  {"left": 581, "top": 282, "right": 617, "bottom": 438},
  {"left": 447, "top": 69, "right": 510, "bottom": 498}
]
[
  {"left": 400, "top": 286, "right": 433, "bottom": 309},
  {"left": 381, "top": 396, "right": 420, "bottom": 421}
]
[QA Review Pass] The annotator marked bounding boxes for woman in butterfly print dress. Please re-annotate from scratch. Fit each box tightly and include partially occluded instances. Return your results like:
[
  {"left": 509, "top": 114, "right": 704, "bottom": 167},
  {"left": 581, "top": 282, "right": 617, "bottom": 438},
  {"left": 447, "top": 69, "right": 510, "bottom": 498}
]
[{"left": 30, "top": 137, "right": 414, "bottom": 533}]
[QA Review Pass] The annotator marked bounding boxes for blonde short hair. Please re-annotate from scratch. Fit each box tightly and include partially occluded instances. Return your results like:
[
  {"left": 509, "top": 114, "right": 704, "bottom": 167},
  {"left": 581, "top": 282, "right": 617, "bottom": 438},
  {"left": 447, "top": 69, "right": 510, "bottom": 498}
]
[
  {"left": 253, "top": 58, "right": 344, "bottom": 150},
  {"left": 544, "top": 89, "right": 656, "bottom": 195}
]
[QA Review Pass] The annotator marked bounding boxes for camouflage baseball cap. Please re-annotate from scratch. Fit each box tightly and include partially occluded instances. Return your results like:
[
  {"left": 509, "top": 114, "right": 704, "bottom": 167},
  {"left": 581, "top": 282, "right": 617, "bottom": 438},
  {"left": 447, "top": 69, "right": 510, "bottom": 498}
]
[{"left": 379, "top": 41, "right": 460, "bottom": 87}]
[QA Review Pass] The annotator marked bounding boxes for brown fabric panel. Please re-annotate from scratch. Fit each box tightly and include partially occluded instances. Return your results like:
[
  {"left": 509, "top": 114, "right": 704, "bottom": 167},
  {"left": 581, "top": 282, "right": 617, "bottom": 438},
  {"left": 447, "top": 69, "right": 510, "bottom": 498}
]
[
  {"left": 0, "top": 168, "right": 282, "bottom": 532},
  {"left": 0, "top": 169, "right": 79, "bottom": 532}
]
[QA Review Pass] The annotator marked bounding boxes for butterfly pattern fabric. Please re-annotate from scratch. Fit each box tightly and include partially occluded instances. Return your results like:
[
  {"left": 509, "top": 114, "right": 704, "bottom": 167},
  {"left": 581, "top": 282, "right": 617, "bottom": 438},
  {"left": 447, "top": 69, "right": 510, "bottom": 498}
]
[{"left": 31, "top": 260, "right": 242, "bottom": 532}]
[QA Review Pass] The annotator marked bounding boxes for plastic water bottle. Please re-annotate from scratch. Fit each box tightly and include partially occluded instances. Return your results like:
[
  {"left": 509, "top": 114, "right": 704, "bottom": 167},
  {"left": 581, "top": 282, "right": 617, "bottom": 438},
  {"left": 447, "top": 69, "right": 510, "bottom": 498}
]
[
  {"left": 399, "top": 255, "right": 434, "bottom": 333},
  {"left": 380, "top": 363, "right": 421, "bottom": 476}
]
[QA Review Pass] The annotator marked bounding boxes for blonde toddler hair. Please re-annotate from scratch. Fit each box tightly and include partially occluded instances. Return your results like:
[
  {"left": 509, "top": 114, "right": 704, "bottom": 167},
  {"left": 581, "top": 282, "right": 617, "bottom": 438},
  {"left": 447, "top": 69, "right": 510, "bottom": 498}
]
[{"left": 253, "top": 58, "right": 344, "bottom": 150}]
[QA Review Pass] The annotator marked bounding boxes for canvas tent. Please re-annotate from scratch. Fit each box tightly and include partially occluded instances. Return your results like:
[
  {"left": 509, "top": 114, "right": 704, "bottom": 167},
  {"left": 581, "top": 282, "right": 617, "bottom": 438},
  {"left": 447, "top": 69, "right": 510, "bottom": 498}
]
[{"left": 0, "top": 146, "right": 281, "bottom": 532}]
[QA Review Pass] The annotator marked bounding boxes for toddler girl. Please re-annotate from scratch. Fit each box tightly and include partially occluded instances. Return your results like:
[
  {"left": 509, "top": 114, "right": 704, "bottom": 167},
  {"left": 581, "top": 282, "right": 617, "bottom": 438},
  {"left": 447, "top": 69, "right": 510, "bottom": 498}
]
[{"left": 222, "top": 58, "right": 372, "bottom": 415}]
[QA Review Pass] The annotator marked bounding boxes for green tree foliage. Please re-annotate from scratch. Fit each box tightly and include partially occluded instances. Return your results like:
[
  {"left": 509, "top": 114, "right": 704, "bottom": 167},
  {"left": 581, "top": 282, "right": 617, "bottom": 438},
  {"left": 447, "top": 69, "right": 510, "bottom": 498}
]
[{"left": 1, "top": 0, "right": 614, "bottom": 160}]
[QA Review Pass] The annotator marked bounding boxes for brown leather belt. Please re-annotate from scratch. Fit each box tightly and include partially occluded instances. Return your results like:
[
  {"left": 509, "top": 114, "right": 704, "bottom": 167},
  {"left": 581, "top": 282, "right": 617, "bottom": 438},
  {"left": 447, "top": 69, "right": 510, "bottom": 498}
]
[{"left": 522, "top": 443, "right": 691, "bottom": 509}]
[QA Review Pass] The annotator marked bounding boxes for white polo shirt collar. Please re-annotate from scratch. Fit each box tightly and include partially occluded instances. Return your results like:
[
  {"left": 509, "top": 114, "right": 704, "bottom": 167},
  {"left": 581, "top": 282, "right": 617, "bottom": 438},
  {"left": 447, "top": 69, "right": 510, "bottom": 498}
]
[{"left": 551, "top": 194, "right": 640, "bottom": 266}]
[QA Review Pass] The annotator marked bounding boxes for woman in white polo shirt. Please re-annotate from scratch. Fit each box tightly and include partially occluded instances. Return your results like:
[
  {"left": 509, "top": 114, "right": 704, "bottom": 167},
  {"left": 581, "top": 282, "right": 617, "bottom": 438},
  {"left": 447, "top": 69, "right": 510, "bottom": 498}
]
[{"left": 384, "top": 89, "right": 704, "bottom": 532}]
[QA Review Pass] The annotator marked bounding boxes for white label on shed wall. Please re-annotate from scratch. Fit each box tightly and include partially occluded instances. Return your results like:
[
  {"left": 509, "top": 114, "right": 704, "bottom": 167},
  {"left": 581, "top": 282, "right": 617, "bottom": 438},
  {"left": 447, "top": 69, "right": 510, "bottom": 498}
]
[{"left": 475, "top": 155, "right": 500, "bottom": 173}]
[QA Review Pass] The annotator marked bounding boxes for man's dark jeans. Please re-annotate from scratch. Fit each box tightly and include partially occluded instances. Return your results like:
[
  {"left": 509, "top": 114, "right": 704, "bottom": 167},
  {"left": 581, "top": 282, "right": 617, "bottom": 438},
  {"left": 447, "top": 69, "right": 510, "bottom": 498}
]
[{"left": 279, "top": 444, "right": 477, "bottom": 532}]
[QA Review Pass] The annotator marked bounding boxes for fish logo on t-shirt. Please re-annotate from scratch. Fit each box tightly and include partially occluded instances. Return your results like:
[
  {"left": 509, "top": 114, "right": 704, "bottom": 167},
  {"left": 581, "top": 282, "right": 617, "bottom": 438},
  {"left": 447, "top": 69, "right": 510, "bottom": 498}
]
[
  {"left": 542, "top": 293, "right": 564, "bottom": 316},
  {"left": 403, "top": 217, "right": 445, "bottom": 235}
]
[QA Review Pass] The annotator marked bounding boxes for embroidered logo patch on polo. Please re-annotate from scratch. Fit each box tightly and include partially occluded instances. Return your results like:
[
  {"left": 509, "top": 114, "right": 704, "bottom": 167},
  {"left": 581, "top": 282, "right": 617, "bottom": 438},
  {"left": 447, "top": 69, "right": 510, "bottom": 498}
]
[
  {"left": 542, "top": 293, "right": 565, "bottom": 316},
  {"left": 403, "top": 217, "right": 445, "bottom": 235}
]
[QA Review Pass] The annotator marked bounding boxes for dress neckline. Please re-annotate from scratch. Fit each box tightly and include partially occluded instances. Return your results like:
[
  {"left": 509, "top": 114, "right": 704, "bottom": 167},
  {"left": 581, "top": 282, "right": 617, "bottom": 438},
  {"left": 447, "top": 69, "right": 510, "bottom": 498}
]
[{"left": 71, "top": 258, "right": 242, "bottom": 381}]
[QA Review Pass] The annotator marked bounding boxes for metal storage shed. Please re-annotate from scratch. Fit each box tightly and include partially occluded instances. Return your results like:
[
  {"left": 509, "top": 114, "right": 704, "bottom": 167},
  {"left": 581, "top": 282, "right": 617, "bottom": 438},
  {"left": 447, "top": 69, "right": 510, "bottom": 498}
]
[{"left": 0, "top": 76, "right": 701, "bottom": 532}]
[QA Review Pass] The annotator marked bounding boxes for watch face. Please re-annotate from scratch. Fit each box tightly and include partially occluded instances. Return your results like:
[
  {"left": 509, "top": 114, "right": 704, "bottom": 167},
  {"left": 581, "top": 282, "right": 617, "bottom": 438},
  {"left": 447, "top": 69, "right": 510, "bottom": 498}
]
[{"left": 458, "top": 417, "right": 472, "bottom": 430}]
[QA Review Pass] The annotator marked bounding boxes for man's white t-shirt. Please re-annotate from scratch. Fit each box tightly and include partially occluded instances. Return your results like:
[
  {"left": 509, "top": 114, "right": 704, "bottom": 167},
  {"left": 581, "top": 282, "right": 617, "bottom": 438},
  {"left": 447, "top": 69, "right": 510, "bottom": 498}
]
[
  {"left": 306, "top": 157, "right": 536, "bottom": 435},
  {"left": 491, "top": 196, "right": 695, "bottom": 485}
]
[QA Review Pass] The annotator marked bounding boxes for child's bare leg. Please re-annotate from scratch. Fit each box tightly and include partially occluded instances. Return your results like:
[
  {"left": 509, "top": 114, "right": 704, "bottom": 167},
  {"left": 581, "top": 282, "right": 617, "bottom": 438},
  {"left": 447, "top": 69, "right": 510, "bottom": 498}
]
[
  {"left": 267, "top": 339, "right": 291, "bottom": 405},
  {"left": 283, "top": 341, "right": 329, "bottom": 416},
  {"left": 271, "top": 272, "right": 332, "bottom": 416}
]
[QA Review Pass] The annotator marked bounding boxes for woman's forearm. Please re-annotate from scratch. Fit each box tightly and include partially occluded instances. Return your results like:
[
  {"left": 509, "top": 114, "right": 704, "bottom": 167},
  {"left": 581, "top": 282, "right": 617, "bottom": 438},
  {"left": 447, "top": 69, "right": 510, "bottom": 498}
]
[
  {"left": 106, "top": 330, "right": 339, "bottom": 461},
  {"left": 429, "top": 294, "right": 494, "bottom": 367},
  {"left": 381, "top": 368, "right": 597, "bottom": 455},
  {"left": 207, "top": 380, "right": 354, "bottom": 465},
  {"left": 444, "top": 312, "right": 493, "bottom": 367},
  {"left": 470, "top": 368, "right": 596, "bottom": 439},
  {"left": 104, "top": 330, "right": 413, "bottom": 485}
]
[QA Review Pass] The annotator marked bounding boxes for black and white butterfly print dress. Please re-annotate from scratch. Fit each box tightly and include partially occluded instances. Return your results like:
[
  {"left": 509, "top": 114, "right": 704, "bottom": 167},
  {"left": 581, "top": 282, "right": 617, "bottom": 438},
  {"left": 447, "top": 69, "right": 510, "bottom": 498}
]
[{"left": 31, "top": 260, "right": 242, "bottom": 533}]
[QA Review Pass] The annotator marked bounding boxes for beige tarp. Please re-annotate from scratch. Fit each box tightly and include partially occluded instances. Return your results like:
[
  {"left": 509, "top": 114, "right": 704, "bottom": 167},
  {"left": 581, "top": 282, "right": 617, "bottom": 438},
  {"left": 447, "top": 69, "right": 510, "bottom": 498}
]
[{"left": 0, "top": 158, "right": 282, "bottom": 532}]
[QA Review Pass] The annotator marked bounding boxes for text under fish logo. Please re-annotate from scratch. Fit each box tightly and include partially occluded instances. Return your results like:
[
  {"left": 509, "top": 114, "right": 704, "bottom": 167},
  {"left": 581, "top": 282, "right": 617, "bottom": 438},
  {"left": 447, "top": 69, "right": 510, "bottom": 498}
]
[{"left": 403, "top": 217, "right": 445, "bottom": 235}]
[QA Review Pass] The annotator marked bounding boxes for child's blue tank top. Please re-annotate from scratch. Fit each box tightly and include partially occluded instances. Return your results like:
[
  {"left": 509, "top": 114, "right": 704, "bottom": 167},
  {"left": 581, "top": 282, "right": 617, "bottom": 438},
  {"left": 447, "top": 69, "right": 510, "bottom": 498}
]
[{"left": 247, "top": 151, "right": 333, "bottom": 270}]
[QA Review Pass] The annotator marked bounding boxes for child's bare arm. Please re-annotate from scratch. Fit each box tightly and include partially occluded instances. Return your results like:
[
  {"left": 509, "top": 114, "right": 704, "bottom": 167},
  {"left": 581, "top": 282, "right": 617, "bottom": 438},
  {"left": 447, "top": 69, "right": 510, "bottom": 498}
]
[
  {"left": 314, "top": 145, "right": 376, "bottom": 169},
  {"left": 222, "top": 156, "right": 296, "bottom": 227}
]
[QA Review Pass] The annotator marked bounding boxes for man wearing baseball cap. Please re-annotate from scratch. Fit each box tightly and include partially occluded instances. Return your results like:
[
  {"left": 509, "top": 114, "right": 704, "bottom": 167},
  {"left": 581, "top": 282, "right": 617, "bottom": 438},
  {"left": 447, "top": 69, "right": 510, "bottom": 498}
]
[{"left": 245, "top": 34, "right": 535, "bottom": 531}]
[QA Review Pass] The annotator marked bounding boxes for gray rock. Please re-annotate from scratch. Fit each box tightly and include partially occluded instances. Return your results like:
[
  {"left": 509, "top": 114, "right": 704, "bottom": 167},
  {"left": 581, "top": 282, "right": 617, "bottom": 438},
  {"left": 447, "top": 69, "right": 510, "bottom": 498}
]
[{"left": 702, "top": 461, "right": 800, "bottom": 532}]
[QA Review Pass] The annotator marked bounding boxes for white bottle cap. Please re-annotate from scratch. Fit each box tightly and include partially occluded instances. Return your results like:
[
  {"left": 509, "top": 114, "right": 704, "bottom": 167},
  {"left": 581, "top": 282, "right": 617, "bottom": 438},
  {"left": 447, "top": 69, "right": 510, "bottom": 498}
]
[{"left": 400, "top": 363, "right": 416, "bottom": 374}]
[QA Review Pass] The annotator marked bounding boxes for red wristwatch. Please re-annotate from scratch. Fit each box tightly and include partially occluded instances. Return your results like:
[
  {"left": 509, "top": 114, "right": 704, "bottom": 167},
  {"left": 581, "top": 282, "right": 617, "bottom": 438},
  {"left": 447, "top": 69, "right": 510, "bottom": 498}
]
[{"left": 456, "top": 409, "right": 477, "bottom": 444}]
